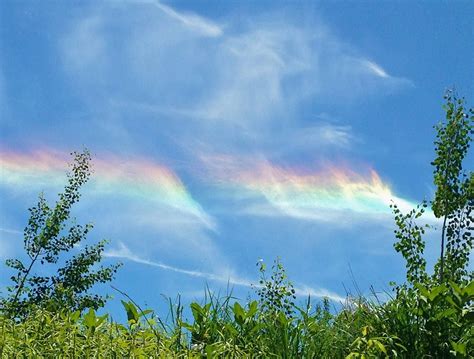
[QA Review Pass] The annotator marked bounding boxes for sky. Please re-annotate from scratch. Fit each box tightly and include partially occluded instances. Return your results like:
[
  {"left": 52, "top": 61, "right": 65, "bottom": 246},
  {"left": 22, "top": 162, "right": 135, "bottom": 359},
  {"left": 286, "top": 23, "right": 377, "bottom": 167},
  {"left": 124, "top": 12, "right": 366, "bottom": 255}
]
[{"left": 0, "top": 0, "right": 473, "bottom": 316}]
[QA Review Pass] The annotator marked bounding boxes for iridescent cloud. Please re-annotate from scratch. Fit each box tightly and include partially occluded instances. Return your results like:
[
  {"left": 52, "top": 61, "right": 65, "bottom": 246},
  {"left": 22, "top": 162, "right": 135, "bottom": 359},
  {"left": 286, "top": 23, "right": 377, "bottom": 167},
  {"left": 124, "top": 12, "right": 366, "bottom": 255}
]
[
  {"left": 0, "top": 148, "right": 214, "bottom": 229},
  {"left": 200, "top": 154, "right": 423, "bottom": 222}
]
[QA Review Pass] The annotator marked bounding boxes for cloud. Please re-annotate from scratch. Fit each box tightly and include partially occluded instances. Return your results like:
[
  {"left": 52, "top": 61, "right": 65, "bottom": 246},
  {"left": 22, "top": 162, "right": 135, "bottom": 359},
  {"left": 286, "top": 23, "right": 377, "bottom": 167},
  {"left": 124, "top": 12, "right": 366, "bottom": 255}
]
[
  {"left": 271, "top": 122, "right": 355, "bottom": 154},
  {"left": 105, "top": 242, "right": 345, "bottom": 301},
  {"left": 51, "top": 0, "right": 416, "bottom": 194},
  {"left": 293, "top": 284, "right": 346, "bottom": 303},
  {"left": 58, "top": 2, "right": 413, "bottom": 153},
  {"left": 105, "top": 241, "right": 252, "bottom": 287},
  {"left": 197, "top": 153, "right": 432, "bottom": 225},
  {"left": 363, "top": 60, "right": 390, "bottom": 78},
  {"left": 312, "top": 123, "right": 354, "bottom": 148},
  {"left": 148, "top": 0, "right": 223, "bottom": 37},
  {"left": 361, "top": 59, "right": 413, "bottom": 87},
  {"left": 52, "top": 3, "right": 417, "bottom": 213},
  {"left": 44, "top": 1, "right": 420, "bottom": 300},
  {"left": 0, "top": 148, "right": 214, "bottom": 228},
  {"left": 0, "top": 227, "right": 22, "bottom": 236}
]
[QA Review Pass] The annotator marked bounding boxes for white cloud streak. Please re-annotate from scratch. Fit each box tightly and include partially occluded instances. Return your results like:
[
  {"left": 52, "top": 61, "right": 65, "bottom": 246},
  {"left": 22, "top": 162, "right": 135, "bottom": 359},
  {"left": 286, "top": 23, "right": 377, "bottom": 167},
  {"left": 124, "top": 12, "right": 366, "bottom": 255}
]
[
  {"left": 105, "top": 242, "right": 346, "bottom": 302},
  {"left": 105, "top": 242, "right": 252, "bottom": 287},
  {"left": 0, "top": 227, "right": 22, "bottom": 235},
  {"left": 285, "top": 123, "right": 355, "bottom": 151},
  {"left": 363, "top": 59, "right": 390, "bottom": 78},
  {"left": 294, "top": 285, "right": 346, "bottom": 303},
  {"left": 151, "top": 1, "right": 223, "bottom": 37}
]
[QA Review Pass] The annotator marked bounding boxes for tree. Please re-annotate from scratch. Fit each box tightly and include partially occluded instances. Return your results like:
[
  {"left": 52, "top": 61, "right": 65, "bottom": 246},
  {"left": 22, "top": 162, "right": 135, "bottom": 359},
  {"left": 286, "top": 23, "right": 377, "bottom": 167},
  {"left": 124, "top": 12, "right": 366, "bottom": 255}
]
[
  {"left": 383, "top": 91, "right": 474, "bottom": 357},
  {"left": 1, "top": 150, "right": 121, "bottom": 317},
  {"left": 392, "top": 90, "right": 473, "bottom": 286},
  {"left": 431, "top": 90, "right": 473, "bottom": 283}
]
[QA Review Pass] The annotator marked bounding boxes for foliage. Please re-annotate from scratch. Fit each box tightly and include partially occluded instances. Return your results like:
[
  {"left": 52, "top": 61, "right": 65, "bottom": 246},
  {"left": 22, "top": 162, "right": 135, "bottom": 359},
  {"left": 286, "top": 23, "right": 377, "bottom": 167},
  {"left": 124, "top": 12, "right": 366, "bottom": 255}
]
[
  {"left": 376, "top": 280, "right": 474, "bottom": 358},
  {"left": 391, "top": 201, "right": 429, "bottom": 285},
  {"left": 255, "top": 257, "right": 296, "bottom": 317},
  {"left": 431, "top": 91, "right": 473, "bottom": 283},
  {"left": 0, "top": 296, "right": 364, "bottom": 358},
  {"left": 1, "top": 150, "right": 121, "bottom": 318},
  {"left": 347, "top": 325, "right": 405, "bottom": 359},
  {"left": 385, "top": 91, "right": 474, "bottom": 357}
]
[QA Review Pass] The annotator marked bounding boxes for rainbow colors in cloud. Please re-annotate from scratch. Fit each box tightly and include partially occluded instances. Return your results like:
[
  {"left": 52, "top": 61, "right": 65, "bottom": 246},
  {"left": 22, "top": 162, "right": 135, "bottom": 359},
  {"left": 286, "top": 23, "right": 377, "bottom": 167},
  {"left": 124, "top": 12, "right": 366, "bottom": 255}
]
[
  {"left": 0, "top": 148, "right": 426, "bottom": 227},
  {"left": 200, "top": 155, "right": 419, "bottom": 222},
  {"left": 0, "top": 148, "right": 214, "bottom": 229}
]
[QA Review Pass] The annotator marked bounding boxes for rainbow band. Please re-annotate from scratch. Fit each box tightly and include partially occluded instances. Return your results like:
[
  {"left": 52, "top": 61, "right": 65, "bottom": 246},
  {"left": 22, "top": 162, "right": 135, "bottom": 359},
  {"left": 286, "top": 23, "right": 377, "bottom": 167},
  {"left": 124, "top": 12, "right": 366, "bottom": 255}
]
[
  {"left": 0, "top": 149, "right": 214, "bottom": 229},
  {"left": 205, "top": 158, "right": 419, "bottom": 219},
  {"left": 1, "top": 149, "right": 425, "bottom": 225}
]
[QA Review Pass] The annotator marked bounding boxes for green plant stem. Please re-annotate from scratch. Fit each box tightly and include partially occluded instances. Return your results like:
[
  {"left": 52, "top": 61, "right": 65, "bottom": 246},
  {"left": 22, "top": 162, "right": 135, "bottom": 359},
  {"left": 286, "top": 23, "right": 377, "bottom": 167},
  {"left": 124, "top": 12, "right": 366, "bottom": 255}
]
[{"left": 440, "top": 214, "right": 448, "bottom": 283}]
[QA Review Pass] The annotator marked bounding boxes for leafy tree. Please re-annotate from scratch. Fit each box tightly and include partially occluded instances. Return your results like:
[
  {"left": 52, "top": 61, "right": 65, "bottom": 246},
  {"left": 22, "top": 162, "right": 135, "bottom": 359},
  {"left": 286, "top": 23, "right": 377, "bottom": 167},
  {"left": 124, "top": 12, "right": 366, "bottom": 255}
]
[
  {"left": 1, "top": 150, "right": 121, "bottom": 317},
  {"left": 387, "top": 91, "right": 474, "bottom": 357},
  {"left": 392, "top": 91, "right": 473, "bottom": 286},
  {"left": 431, "top": 90, "right": 473, "bottom": 283}
]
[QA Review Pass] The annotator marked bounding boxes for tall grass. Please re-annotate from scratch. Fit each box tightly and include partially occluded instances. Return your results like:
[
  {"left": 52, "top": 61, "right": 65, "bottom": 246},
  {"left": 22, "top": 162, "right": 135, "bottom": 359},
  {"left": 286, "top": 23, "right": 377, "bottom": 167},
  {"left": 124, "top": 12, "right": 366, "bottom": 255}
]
[
  {"left": 3, "top": 277, "right": 471, "bottom": 358},
  {"left": 0, "top": 294, "right": 368, "bottom": 358}
]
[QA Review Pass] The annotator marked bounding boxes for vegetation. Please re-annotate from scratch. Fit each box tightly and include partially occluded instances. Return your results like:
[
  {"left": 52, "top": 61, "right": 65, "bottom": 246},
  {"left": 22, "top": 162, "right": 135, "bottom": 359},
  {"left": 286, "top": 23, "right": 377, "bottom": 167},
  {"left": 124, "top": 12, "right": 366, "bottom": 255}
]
[
  {"left": 0, "top": 92, "right": 472, "bottom": 357},
  {"left": 0, "top": 150, "right": 121, "bottom": 318}
]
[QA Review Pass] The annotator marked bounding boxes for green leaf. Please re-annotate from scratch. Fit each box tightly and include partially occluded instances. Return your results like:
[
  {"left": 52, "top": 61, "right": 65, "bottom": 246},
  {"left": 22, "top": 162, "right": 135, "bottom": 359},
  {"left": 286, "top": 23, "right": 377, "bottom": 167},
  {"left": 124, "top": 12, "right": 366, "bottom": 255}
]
[
  {"left": 233, "top": 302, "right": 246, "bottom": 325},
  {"left": 374, "top": 340, "right": 387, "bottom": 354},
  {"left": 450, "top": 340, "right": 467, "bottom": 355},
  {"left": 248, "top": 300, "right": 258, "bottom": 317},
  {"left": 83, "top": 308, "right": 96, "bottom": 328},
  {"left": 190, "top": 302, "right": 204, "bottom": 323},
  {"left": 121, "top": 300, "right": 139, "bottom": 323},
  {"left": 427, "top": 285, "right": 447, "bottom": 302},
  {"left": 463, "top": 280, "right": 474, "bottom": 297}
]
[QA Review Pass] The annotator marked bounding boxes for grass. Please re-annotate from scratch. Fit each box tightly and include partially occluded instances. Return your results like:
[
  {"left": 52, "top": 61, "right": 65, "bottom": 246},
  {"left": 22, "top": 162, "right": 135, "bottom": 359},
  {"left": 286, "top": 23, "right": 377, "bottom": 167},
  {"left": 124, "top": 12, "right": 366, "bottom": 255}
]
[
  {"left": 0, "top": 294, "right": 371, "bottom": 358},
  {"left": 1, "top": 267, "right": 472, "bottom": 358}
]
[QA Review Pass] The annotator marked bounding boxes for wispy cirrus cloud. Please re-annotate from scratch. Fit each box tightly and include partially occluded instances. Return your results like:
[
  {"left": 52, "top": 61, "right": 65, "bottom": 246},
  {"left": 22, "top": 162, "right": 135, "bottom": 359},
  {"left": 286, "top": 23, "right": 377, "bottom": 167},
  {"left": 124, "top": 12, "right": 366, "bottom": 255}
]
[
  {"left": 261, "top": 122, "right": 356, "bottom": 156},
  {"left": 105, "top": 242, "right": 346, "bottom": 302},
  {"left": 0, "top": 227, "right": 22, "bottom": 236},
  {"left": 145, "top": 0, "right": 223, "bottom": 37},
  {"left": 361, "top": 59, "right": 413, "bottom": 86},
  {"left": 293, "top": 284, "right": 345, "bottom": 302},
  {"left": 364, "top": 60, "right": 390, "bottom": 79},
  {"left": 3, "top": 0, "right": 419, "bottom": 301},
  {"left": 57, "top": 2, "right": 413, "bottom": 160},
  {"left": 105, "top": 241, "right": 250, "bottom": 287}
]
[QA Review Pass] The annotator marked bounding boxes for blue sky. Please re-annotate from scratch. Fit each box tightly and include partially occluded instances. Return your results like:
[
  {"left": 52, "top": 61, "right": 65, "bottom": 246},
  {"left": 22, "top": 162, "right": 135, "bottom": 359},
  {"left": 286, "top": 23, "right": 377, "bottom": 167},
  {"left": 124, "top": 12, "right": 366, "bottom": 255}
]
[{"left": 1, "top": 0, "right": 473, "bottom": 314}]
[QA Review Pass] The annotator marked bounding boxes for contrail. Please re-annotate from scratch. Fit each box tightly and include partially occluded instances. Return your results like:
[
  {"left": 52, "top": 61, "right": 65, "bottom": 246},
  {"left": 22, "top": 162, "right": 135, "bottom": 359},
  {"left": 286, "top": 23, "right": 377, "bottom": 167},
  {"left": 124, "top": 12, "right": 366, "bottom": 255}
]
[{"left": 105, "top": 242, "right": 345, "bottom": 302}]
